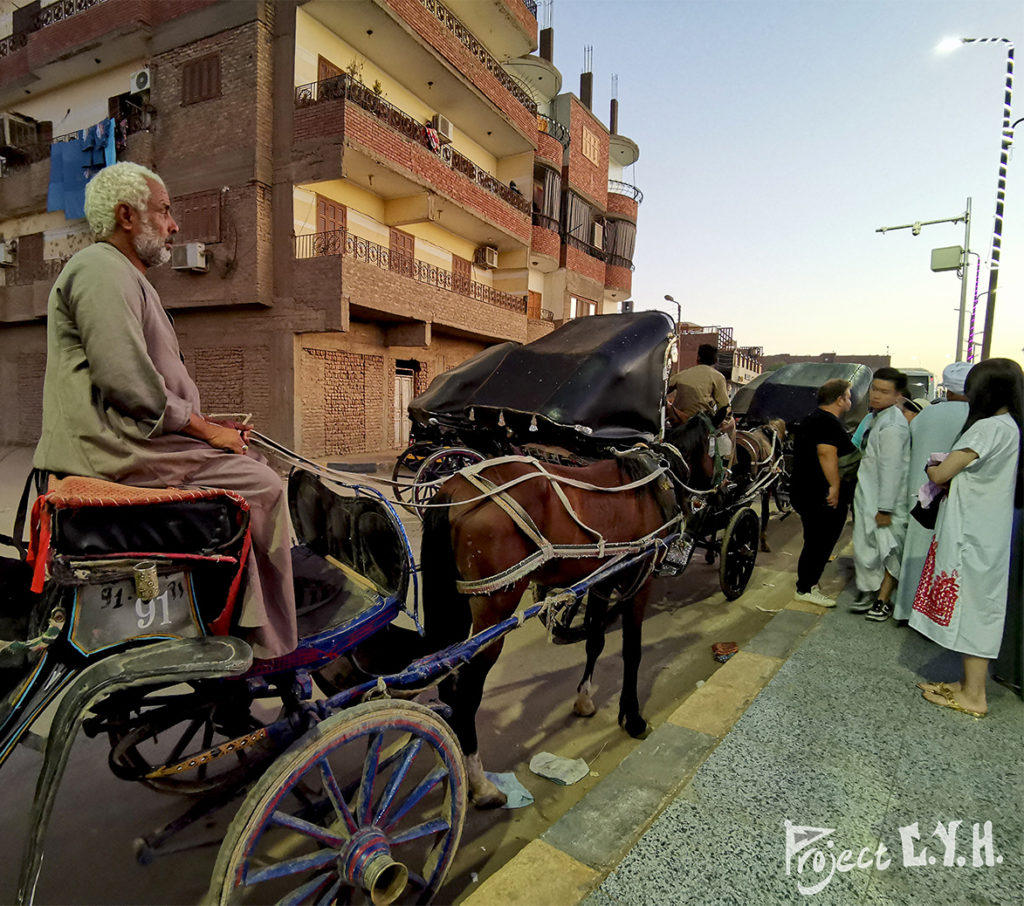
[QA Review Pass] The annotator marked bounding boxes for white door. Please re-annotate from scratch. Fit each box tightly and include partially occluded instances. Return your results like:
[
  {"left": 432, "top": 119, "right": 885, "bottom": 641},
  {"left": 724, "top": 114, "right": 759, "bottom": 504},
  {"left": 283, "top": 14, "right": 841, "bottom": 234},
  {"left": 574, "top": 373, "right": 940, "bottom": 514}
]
[{"left": 394, "top": 371, "right": 415, "bottom": 447}]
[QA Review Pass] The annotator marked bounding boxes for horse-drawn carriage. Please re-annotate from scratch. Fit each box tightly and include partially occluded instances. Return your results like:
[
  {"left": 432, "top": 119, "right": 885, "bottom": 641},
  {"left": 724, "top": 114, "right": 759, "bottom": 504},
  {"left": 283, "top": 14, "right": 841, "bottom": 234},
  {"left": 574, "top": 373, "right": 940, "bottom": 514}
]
[
  {"left": 0, "top": 313, "right": 785, "bottom": 903},
  {"left": 394, "top": 312, "right": 786, "bottom": 601}
]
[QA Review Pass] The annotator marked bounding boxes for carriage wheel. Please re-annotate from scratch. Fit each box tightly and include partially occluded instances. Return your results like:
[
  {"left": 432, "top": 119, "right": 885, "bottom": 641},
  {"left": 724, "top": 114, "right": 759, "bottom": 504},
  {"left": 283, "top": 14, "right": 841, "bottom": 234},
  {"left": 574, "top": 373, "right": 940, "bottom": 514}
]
[
  {"left": 391, "top": 443, "right": 439, "bottom": 508},
  {"left": 97, "top": 681, "right": 281, "bottom": 796},
  {"left": 209, "top": 700, "right": 467, "bottom": 906},
  {"left": 719, "top": 507, "right": 760, "bottom": 601},
  {"left": 412, "top": 447, "right": 485, "bottom": 516}
]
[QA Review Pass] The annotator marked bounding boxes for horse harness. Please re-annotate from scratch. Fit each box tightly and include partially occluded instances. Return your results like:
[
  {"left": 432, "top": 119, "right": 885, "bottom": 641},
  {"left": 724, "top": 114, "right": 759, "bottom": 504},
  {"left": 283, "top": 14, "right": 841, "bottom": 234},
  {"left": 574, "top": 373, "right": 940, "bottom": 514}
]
[{"left": 452, "top": 452, "right": 682, "bottom": 596}]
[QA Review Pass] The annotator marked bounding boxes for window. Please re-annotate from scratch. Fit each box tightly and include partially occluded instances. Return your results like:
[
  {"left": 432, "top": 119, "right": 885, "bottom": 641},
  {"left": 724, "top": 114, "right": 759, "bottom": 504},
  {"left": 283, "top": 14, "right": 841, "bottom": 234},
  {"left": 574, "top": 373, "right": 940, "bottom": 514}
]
[
  {"left": 175, "top": 190, "right": 221, "bottom": 244},
  {"left": 182, "top": 54, "right": 221, "bottom": 105},
  {"left": 569, "top": 295, "right": 596, "bottom": 319},
  {"left": 581, "top": 126, "right": 600, "bottom": 164}
]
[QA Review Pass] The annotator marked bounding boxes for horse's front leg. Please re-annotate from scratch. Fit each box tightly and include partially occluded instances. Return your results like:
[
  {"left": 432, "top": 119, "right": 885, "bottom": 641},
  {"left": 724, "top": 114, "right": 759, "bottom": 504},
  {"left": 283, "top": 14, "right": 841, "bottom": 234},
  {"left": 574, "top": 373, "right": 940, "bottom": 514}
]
[
  {"left": 618, "top": 584, "right": 651, "bottom": 738},
  {"left": 440, "top": 586, "right": 525, "bottom": 809},
  {"left": 759, "top": 489, "right": 772, "bottom": 552},
  {"left": 574, "top": 589, "right": 610, "bottom": 717}
]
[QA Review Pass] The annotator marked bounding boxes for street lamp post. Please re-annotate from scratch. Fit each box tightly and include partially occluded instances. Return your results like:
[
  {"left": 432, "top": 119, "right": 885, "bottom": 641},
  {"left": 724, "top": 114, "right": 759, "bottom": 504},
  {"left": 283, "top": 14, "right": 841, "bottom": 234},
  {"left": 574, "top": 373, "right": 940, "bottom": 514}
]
[{"left": 938, "top": 36, "right": 1015, "bottom": 360}]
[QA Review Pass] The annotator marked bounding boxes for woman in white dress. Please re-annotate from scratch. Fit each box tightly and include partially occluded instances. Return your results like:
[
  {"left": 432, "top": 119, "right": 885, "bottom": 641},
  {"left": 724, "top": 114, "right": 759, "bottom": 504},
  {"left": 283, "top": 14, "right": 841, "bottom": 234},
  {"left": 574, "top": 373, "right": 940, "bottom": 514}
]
[{"left": 911, "top": 358, "right": 1024, "bottom": 717}]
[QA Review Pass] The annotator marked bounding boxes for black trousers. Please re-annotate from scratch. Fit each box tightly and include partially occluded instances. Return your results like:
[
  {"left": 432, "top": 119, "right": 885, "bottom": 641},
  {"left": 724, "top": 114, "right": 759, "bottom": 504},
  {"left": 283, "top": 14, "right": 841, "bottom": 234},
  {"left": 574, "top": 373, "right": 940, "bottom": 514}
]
[{"left": 795, "top": 500, "right": 849, "bottom": 593}]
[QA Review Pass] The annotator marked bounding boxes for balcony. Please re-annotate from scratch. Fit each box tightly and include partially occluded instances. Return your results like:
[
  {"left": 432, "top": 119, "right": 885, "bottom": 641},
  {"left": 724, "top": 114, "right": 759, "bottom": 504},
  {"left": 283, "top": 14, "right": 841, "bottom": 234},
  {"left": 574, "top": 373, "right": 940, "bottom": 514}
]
[
  {"left": 295, "top": 75, "right": 531, "bottom": 226},
  {"left": 608, "top": 179, "right": 643, "bottom": 204},
  {"left": 294, "top": 228, "right": 527, "bottom": 315},
  {"left": 444, "top": 0, "right": 538, "bottom": 61},
  {"left": 301, "top": 0, "right": 536, "bottom": 156},
  {"left": 0, "top": 0, "right": 153, "bottom": 109}
]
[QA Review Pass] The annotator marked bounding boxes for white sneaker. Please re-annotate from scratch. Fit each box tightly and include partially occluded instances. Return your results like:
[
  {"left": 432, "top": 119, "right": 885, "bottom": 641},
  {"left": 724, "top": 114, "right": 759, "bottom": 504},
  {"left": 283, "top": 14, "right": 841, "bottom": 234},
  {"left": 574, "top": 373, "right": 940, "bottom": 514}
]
[{"left": 794, "top": 585, "right": 836, "bottom": 607}]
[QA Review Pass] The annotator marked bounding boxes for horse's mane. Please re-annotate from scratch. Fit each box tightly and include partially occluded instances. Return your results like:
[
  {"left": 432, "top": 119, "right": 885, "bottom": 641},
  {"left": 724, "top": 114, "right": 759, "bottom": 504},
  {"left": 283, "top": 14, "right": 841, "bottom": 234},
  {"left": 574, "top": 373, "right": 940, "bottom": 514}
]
[{"left": 664, "top": 418, "right": 709, "bottom": 470}]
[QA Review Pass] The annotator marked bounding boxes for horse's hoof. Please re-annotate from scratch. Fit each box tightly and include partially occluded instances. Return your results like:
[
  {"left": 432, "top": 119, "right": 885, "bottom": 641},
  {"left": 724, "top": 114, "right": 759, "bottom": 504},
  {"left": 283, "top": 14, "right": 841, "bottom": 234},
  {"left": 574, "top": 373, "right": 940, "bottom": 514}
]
[
  {"left": 573, "top": 695, "right": 597, "bottom": 718},
  {"left": 618, "top": 711, "right": 650, "bottom": 739},
  {"left": 760, "top": 541, "right": 771, "bottom": 553},
  {"left": 471, "top": 789, "right": 508, "bottom": 809}
]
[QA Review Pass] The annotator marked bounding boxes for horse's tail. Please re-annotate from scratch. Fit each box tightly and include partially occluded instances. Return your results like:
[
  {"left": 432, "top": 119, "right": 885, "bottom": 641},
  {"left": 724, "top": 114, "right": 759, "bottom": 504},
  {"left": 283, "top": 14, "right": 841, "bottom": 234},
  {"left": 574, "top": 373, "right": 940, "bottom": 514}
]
[{"left": 420, "top": 493, "right": 473, "bottom": 651}]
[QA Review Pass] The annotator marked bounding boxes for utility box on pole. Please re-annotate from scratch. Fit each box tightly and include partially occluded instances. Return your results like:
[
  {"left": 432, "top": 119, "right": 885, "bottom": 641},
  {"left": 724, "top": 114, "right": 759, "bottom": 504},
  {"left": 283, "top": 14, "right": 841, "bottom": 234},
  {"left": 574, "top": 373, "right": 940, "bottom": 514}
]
[{"left": 931, "top": 245, "right": 963, "bottom": 272}]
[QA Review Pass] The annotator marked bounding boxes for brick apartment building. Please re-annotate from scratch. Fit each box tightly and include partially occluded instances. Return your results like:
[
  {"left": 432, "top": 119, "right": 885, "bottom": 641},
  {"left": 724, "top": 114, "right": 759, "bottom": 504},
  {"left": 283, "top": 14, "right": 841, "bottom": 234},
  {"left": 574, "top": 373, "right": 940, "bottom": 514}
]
[
  {"left": 0, "top": 0, "right": 642, "bottom": 456},
  {"left": 676, "top": 323, "right": 763, "bottom": 393}
]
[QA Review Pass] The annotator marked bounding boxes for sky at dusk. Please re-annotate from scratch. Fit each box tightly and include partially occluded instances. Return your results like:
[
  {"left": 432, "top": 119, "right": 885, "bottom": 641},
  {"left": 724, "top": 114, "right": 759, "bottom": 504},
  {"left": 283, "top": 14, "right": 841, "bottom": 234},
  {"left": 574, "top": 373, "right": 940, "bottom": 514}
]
[{"left": 550, "top": 0, "right": 1022, "bottom": 379}]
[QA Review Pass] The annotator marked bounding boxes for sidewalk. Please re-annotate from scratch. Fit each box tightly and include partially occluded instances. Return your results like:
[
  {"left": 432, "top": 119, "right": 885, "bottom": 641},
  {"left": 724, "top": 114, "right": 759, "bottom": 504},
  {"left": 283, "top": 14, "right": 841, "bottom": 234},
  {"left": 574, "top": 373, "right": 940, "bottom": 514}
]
[{"left": 468, "top": 561, "right": 1023, "bottom": 906}]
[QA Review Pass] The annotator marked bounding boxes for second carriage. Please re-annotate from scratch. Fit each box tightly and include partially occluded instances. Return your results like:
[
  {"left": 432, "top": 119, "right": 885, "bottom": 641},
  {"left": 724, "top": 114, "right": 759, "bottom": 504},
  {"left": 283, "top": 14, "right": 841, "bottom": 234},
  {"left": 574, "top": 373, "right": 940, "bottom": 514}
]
[{"left": 392, "top": 311, "right": 787, "bottom": 602}]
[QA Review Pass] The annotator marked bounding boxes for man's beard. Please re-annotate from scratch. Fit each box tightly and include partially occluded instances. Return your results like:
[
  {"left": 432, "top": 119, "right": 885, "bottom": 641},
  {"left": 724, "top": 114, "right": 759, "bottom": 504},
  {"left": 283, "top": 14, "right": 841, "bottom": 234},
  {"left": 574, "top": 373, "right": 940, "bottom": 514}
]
[{"left": 133, "top": 216, "right": 171, "bottom": 267}]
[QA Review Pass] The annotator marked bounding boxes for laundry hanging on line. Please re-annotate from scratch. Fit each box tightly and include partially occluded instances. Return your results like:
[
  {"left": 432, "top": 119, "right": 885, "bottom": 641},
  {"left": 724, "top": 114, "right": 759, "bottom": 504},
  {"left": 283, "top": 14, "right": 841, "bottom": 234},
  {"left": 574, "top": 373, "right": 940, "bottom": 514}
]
[{"left": 46, "top": 117, "right": 117, "bottom": 221}]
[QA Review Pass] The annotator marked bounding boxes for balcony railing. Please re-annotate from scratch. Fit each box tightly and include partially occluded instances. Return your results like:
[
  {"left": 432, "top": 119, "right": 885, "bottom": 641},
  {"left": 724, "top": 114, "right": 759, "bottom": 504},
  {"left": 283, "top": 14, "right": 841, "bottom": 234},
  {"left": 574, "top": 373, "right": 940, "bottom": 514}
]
[
  {"left": 419, "top": 0, "right": 537, "bottom": 114},
  {"left": 294, "top": 229, "right": 527, "bottom": 314},
  {"left": 608, "top": 179, "right": 644, "bottom": 204},
  {"left": 294, "top": 75, "right": 530, "bottom": 215},
  {"left": 523, "top": 0, "right": 538, "bottom": 17},
  {"left": 0, "top": 0, "right": 108, "bottom": 57},
  {"left": 532, "top": 212, "right": 559, "bottom": 232},
  {"left": 564, "top": 233, "right": 605, "bottom": 262},
  {"left": 537, "top": 114, "right": 570, "bottom": 149},
  {"left": 606, "top": 253, "right": 635, "bottom": 271}
]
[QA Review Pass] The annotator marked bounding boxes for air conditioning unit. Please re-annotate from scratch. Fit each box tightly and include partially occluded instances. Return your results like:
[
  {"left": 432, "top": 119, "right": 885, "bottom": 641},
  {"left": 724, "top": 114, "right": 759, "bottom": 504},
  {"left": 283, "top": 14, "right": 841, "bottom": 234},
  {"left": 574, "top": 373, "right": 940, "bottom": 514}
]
[
  {"left": 130, "top": 67, "right": 151, "bottom": 94},
  {"left": 591, "top": 222, "right": 604, "bottom": 249},
  {"left": 171, "top": 242, "right": 208, "bottom": 273},
  {"left": 0, "top": 239, "right": 15, "bottom": 267},
  {"left": 0, "top": 112, "right": 36, "bottom": 150},
  {"left": 474, "top": 245, "right": 498, "bottom": 269},
  {"left": 431, "top": 113, "right": 454, "bottom": 143}
]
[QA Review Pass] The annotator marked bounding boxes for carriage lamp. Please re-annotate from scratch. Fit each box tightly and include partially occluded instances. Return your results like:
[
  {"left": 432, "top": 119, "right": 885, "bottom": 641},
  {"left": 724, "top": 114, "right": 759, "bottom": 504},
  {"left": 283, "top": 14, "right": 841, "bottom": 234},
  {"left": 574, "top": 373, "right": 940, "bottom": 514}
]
[{"left": 134, "top": 561, "right": 159, "bottom": 601}]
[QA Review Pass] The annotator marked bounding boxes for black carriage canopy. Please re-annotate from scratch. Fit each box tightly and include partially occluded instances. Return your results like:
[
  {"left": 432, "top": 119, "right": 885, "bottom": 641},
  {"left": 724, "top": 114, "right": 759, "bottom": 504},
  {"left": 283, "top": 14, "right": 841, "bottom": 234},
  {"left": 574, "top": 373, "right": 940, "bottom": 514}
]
[
  {"left": 735, "top": 362, "right": 873, "bottom": 432},
  {"left": 408, "top": 311, "right": 677, "bottom": 447}
]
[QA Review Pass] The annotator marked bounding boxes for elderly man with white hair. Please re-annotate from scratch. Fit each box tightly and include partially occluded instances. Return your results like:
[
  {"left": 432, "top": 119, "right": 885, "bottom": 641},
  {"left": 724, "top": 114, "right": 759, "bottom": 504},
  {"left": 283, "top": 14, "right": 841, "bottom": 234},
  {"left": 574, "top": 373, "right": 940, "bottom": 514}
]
[
  {"left": 892, "top": 361, "right": 973, "bottom": 622},
  {"left": 33, "top": 162, "right": 297, "bottom": 658}
]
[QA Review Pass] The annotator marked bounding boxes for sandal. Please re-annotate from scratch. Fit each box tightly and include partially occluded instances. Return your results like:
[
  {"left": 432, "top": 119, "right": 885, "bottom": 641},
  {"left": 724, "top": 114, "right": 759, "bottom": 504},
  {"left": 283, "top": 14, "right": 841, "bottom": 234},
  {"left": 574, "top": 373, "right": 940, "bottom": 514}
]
[
  {"left": 916, "top": 681, "right": 956, "bottom": 695},
  {"left": 921, "top": 686, "right": 986, "bottom": 719}
]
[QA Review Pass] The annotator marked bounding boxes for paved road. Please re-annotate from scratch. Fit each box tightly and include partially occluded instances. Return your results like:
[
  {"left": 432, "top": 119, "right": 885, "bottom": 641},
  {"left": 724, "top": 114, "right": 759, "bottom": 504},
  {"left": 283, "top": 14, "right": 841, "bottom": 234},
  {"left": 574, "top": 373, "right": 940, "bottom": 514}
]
[{"left": 0, "top": 446, "right": 827, "bottom": 904}]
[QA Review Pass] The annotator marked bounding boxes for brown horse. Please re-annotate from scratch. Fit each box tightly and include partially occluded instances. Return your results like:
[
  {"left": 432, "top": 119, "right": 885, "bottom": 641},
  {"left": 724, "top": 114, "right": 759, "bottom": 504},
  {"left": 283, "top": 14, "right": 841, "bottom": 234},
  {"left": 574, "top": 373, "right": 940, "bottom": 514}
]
[
  {"left": 731, "top": 418, "right": 787, "bottom": 551},
  {"left": 418, "top": 420, "right": 714, "bottom": 807}
]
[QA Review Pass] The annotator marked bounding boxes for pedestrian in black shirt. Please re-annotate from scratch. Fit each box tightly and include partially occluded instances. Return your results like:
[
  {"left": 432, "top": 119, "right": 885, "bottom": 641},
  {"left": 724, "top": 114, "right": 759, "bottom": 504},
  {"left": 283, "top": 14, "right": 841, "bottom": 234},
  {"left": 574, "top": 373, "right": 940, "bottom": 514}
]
[{"left": 791, "top": 379, "right": 856, "bottom": 606}]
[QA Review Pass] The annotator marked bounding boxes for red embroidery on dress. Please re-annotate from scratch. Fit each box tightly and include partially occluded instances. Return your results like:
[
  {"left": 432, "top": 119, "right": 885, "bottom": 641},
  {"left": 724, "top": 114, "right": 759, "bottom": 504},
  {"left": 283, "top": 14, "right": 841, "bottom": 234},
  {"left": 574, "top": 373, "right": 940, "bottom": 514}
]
[{"left": 913, "top": 537, "right": 960, "bottom": 627}]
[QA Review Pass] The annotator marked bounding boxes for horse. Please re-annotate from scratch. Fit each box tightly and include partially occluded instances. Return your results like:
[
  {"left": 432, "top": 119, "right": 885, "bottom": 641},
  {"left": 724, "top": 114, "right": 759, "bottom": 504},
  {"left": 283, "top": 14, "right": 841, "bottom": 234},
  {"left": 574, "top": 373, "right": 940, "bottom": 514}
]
[
  {"left": 731, "top": 418, "right": 787, "bottom": 551},
  {"left": 418, "top": 419, "right": 715, "bottom": 808}
]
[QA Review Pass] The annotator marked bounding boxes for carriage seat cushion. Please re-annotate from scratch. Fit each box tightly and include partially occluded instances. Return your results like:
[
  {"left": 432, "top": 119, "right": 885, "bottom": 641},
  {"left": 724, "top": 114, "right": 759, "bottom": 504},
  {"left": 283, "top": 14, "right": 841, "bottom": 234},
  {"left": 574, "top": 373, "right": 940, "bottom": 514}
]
[{"left": 45, "top": 476, "right": 248, "bottom": 557}]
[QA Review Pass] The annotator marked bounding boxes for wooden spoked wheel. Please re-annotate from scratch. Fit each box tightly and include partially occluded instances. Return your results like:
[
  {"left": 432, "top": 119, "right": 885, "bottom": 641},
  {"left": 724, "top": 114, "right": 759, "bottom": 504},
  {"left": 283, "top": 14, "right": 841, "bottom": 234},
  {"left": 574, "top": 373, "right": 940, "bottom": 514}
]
[
  {"left": 391, "top": 443, "right": 440, "bottom": 509},
  {"left": 719, "top": 506, "right": 760, "bottom": 601},
  {"left": 209, "top": 700, "right": 467, "bottom": 905},
  {"left": 98, "top": 681, "right": 280, "bottom": 796},
  {"left": 411, "top": 448, "right": 485, "bottom": 516}
]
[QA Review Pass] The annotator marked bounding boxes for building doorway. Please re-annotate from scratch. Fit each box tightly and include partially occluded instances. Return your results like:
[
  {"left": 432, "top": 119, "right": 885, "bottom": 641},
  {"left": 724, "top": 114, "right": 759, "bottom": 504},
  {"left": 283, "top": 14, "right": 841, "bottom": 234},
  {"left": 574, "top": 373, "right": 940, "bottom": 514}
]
[{"left": 394, "top": 365, "right": 416, "bottom": 447}]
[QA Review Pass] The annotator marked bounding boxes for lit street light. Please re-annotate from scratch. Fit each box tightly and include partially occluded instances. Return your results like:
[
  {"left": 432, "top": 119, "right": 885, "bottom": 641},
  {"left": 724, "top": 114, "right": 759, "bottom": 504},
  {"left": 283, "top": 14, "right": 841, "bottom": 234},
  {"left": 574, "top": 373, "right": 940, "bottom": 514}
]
[{"left": 937, "top": 36, "right": 1015, "bottom": 360}]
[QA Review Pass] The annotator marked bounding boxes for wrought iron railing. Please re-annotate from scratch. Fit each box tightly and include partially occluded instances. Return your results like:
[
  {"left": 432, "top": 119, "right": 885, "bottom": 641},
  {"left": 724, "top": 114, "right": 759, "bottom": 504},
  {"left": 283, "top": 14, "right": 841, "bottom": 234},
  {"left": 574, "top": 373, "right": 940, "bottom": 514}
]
[
  {"left": 564, "top": 233, "right": 605, "bottom": 262},
  {"left": 532, "top": 212, "right": 559, "bottom": 232},
  {"left": 294, "top": 229, "right": 527, "bottom": 314},
  {"left": 608, "top": 179, "right": 643, "bottom": 204},
  {"left": 537, "top": 114, "right": 570, "bottom": 148},
  {"left": 419, "top": 0, "right": 537, "bottom": 114},
  {"left": 606, "top": 253, "right": 635, "bottom": 271},
  {"left": 294, "top": 74, "right": 530, "bottom": 215},
  {"left": 0, "top": 0, "right": 108, "bottom": 56},
  {"left": 523, "top": 0, "right": 538, "bottom": 17},
  {"left": 0, "top": 31, "right": 27, "bottom": 59},
  {"left": 36, "top": 0, "right": 107, "bottom": 28}
]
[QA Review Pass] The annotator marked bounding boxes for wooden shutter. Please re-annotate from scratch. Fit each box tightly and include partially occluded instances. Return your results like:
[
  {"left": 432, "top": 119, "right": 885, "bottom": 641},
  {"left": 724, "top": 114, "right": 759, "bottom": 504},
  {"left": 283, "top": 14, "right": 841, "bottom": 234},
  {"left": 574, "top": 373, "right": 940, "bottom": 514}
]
[
  {"left": 182, "top": 54, "right": 221, "bottom": 105},
  {"left": 389, "top": 228, "right": 415, "bottom": 278},
  {"left": 527, "top": 290, "right": 542, "bottom": 319},
  {"left": 316, "top": 195, "right": 346, "bottom": 234},
  {"left": 452, "top": 255, "right": 471, "bottom": 295},
  {"left": 318, "top": 55, "right": 343, "bottom": 82},
  {"left": 175, "top": 190, "right": 221, "bottom": 243}
]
